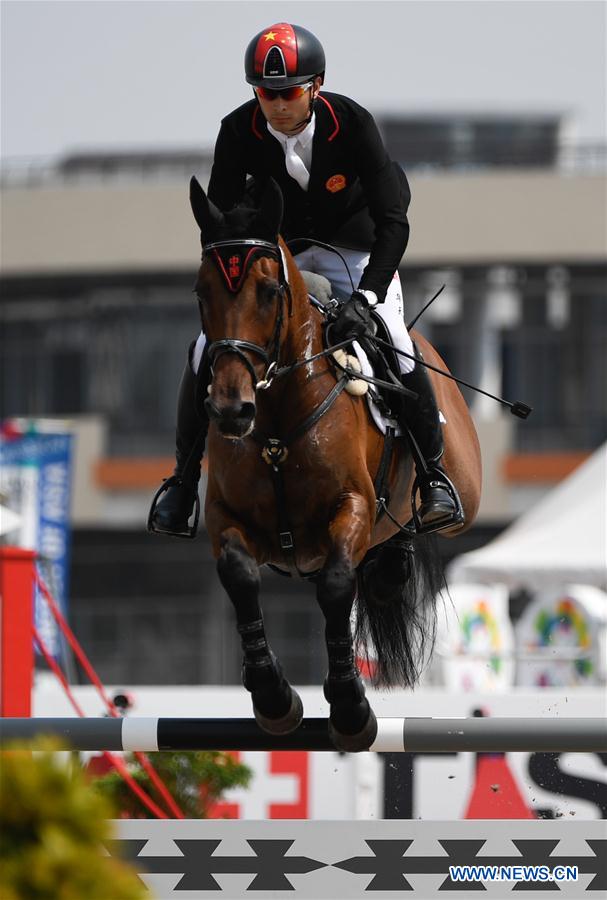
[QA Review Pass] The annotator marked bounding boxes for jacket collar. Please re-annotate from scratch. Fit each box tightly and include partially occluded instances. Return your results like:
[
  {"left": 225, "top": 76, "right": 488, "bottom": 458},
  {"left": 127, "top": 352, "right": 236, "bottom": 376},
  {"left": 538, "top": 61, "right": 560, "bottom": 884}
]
[
  {"left": 266, "top": 112, "right": 316, "bottom": 149},
  {"left": 251, "top": 93, "right": 340, "bottom": 143},
  {"left": 315, "top": 94, "right": 340, "bottom": 142}
]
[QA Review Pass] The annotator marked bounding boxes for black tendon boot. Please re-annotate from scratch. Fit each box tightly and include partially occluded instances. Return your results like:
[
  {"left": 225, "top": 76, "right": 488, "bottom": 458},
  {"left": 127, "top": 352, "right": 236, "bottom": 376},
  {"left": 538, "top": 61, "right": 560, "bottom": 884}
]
[
  {"left": 147, "top": 347, "right": 208, "bottom": 538},
  {"left": 399, "top": 353, "right": 463, "bottom": 533}
]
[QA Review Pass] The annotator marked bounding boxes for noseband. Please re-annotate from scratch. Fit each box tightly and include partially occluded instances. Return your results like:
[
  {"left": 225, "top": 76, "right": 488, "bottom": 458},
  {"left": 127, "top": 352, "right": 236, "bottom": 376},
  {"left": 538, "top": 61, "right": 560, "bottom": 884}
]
[{"left": 202, "top": 238, "right": 291, "bottom": 389}]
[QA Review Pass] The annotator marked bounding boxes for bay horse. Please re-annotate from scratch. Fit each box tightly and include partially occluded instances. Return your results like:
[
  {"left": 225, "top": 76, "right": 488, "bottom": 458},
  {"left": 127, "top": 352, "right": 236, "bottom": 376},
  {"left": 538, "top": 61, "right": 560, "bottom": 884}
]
[{"left": 190, "top": 176, "right": 481, "bottom": 751}]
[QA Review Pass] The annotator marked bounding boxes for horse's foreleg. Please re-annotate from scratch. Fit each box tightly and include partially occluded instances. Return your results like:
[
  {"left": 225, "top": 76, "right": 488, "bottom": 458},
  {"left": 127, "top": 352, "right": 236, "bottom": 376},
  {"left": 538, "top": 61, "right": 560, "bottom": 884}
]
[
  {"left": 317, "top": 494, "right": 377, "bottom": 752},
  {"left": 216, "top": 527, "right": 303, "bottom": 734}
]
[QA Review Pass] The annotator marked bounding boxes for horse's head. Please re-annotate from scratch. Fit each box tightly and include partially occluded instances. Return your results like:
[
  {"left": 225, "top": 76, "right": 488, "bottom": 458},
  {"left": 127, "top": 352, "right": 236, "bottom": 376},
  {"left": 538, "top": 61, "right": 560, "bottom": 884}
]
[{"left": 190, "top": 176, "right": 287, "bottom": 439}]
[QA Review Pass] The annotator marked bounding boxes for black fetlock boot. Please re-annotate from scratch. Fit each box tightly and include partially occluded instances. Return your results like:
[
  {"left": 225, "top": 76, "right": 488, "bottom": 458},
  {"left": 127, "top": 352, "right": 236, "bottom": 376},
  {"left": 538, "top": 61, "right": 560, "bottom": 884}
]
[
  {"left": 398, "top": 353, "right": 464, "bottom": 534},
  {"left": 147, "top": 347, "right": 208, "bottom": 538}
]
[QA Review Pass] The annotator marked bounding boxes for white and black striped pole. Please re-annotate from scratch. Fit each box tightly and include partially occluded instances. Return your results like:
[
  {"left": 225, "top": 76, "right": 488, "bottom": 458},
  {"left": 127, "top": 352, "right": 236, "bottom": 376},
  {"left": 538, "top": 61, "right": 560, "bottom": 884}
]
[{"left": 1, "top": 717, "right": 606, "bottom": 753}]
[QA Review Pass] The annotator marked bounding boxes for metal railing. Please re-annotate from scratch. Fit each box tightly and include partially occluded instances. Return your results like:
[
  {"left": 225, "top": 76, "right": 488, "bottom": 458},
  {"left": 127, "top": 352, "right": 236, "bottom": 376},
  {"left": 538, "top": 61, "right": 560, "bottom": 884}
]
[{"left": 2, "top": 140, "right": 605, "bottom": 189}]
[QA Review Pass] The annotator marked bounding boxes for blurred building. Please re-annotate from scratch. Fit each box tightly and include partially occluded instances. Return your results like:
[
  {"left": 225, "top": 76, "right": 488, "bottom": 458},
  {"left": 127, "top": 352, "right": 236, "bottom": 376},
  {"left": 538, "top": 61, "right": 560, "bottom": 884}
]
[{"left": 1, "top": 113, "right": 605, "bottom": 684}]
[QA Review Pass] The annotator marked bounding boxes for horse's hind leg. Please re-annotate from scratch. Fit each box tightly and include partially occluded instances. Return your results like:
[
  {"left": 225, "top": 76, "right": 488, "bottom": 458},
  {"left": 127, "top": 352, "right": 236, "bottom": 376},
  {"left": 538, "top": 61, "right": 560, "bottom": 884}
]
[
  {"left": 217, "top": 527, "right": 303, "bottom": 734},
  {"left": 317, "top": 495, "right": 377, "bottom": 753}
]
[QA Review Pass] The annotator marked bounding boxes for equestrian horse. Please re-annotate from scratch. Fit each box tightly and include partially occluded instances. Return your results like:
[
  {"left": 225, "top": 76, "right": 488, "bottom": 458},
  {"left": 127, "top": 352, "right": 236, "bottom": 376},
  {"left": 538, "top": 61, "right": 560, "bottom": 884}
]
[{"left": 190, "top": 176, "right": 481, "bottom": 751}]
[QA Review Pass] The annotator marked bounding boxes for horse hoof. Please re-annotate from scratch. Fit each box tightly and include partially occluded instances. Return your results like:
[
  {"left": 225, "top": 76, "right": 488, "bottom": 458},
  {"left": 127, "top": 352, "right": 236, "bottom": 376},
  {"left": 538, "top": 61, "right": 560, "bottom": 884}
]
[
  {"left": 328, "top": 706, "right": 378, "bottom": 752},
  {"left": 253, "top": 688, "right": 304, "bottom": 736}
]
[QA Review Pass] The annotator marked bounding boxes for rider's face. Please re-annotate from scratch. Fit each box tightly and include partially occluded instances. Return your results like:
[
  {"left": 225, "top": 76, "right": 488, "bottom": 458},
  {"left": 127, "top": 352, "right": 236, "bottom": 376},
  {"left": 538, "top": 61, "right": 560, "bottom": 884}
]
[{"left": 255, "top": 77, "right": 322, "bottom": 135}]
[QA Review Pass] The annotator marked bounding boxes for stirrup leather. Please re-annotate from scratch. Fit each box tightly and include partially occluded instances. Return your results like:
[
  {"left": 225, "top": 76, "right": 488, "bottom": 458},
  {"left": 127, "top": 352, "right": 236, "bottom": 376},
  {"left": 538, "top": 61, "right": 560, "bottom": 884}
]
[
  {"left": 411, "top": 468, "right": 464, "bottom": 535},
  {"left": 147, "top": 475, "right": 201, "bottom": 539}
]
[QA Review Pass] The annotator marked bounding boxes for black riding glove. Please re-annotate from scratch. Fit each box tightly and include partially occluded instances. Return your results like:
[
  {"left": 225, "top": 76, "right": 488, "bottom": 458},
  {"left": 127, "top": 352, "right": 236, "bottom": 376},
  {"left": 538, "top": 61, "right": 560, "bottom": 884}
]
[{"left": 332, "top": 291, "right": 372, "bottom": 343}]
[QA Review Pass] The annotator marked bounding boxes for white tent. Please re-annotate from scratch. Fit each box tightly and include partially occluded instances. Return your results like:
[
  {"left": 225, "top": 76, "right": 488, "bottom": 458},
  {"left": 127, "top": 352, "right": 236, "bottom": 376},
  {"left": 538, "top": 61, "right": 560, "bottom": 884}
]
[{"left": 449, "top": 442, "right": 607, "bottom": 589}]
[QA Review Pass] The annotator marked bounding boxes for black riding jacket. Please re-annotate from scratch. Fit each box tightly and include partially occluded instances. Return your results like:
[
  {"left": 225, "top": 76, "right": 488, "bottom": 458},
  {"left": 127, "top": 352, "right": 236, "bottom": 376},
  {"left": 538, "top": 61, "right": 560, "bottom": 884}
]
[{"left": 207, "top": 91, "right": 411, "bottom": 302}]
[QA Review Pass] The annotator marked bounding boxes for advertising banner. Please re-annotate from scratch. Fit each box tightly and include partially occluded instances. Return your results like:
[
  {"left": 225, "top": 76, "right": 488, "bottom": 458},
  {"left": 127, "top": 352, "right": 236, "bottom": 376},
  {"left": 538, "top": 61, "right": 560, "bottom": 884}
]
[
  {"left": 0, "top": 431, "right": 73, "bottom": 655},
  {"left": 112, "top": 819, "right": 606, "bottom": 899},
  {"left": 35, "top": 685, "right": 607, "bottom": 823}
]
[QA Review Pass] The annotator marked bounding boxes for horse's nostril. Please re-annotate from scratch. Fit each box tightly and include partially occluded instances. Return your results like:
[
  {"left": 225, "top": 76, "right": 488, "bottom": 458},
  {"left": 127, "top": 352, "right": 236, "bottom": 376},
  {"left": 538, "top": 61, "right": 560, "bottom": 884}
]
[
  {"left": 240, "top": 402, "right": 256, "bottom": 422},
  {"left": 205, "top": 398, "right": 256, "bottom": 429},
  {"left": 204, "top": 397, "right": 221, "bottom": 420}
]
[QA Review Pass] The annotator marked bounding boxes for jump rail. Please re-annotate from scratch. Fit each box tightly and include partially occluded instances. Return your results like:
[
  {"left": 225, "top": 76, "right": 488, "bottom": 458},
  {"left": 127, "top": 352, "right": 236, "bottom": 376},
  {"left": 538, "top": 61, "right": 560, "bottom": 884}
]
[{"left": 1, "top": 716, "right": 606, "bottom": 752}]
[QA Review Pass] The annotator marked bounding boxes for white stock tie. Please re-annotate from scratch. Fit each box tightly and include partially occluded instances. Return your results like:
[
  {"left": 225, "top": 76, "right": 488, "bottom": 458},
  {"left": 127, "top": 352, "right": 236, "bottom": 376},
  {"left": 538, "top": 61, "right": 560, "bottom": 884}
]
[{"left": 284, "top": 136, "right": 310, "bottom": 191}]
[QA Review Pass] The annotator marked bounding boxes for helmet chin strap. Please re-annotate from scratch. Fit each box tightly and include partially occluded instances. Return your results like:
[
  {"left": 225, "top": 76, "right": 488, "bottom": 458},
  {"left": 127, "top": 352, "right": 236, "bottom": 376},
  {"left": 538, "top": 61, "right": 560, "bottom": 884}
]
[{"left": 282, "top": 90, "right": 317, "bottom": 135}]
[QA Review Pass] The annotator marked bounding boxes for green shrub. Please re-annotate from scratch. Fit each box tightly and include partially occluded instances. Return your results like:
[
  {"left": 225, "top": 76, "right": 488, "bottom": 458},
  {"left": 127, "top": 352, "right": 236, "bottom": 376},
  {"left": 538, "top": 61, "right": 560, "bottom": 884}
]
[
  {"left": 0, "top": 741, "right": 148, "bottom": 900},
  {"left": 93, "top": 750, "right": 251, "bottom": 818}
]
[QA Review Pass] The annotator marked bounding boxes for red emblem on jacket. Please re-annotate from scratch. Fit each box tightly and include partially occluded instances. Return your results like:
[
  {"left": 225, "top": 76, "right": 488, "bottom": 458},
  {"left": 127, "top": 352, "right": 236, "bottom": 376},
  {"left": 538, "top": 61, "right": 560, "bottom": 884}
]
[{"left": 326, "top": 174, "right": 346, "bottom": 193}]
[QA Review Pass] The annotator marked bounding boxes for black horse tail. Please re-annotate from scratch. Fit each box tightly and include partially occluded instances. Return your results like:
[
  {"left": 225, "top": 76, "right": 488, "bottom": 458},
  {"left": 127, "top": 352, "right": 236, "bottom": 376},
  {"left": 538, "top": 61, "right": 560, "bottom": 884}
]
[{"left": 354, "top": 532, "right": 445, "bottom": 687}]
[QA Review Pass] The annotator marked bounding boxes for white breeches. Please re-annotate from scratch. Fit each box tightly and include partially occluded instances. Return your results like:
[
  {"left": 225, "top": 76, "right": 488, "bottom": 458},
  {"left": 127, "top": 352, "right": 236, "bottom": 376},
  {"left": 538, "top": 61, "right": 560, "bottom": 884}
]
[{"left": 192, "top": 245, "right": 414, "bottom": 375}]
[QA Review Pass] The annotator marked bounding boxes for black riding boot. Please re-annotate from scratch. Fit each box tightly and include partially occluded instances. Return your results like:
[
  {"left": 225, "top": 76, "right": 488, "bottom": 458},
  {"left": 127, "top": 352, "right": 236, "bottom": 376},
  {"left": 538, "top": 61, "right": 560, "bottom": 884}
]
[
  {"left": 148, "top": 348, "right": 208, "bottom": 537},
  {"left": 399, "top": 355, "right": 463, "bottom": 533}
]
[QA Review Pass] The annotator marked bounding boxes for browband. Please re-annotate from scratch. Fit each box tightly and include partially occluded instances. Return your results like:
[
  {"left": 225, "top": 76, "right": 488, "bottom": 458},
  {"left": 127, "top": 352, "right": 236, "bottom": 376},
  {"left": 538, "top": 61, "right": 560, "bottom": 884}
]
[
  {"left": 202, "top": 238, "right": 285, "bottom": 294},
  {"left": 204, "top": 239, "right": 279, "bottom": 252}
]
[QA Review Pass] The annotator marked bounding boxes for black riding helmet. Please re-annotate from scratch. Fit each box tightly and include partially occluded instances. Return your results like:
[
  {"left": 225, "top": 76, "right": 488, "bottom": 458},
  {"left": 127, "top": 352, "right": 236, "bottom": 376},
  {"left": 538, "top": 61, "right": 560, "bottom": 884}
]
[{"left": 245, "top": 23, "right": 325, "bottom": 88}]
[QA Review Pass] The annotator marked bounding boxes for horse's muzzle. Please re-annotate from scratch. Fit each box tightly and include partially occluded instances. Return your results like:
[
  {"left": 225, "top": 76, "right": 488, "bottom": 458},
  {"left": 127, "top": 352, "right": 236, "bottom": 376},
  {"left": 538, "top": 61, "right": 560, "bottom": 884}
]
[{"left": 204, "top": 397, "right": 256, "bottom": 439}]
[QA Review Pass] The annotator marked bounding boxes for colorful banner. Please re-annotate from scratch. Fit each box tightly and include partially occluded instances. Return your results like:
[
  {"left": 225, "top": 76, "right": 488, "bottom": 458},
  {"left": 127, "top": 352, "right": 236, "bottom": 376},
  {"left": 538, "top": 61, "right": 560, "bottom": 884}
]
[
  {"left": 515, "top": 584, "right": 607, "bottom": 687},
  {"left": 0, "top": 431, "right": 73, "bottom": 655},
  {"left": 430, "top": 583, "right": 515, "bottom": 691}
]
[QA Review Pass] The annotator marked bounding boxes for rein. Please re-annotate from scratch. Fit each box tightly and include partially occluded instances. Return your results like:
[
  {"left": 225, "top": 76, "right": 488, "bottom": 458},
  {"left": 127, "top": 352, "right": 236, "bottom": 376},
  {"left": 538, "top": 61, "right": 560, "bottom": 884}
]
[
  {"left": 199, "top": 231, "right": 530, "bottom": 566},
  {"left": 202, "top": 236, "right": 418, "bottom": 401}
]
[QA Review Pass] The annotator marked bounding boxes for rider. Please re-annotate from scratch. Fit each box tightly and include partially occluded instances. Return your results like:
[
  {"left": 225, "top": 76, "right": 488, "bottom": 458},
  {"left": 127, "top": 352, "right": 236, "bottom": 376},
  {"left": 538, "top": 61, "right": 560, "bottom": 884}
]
[{"left": 150, "top": 22, "right": 459, "bottom": 537}]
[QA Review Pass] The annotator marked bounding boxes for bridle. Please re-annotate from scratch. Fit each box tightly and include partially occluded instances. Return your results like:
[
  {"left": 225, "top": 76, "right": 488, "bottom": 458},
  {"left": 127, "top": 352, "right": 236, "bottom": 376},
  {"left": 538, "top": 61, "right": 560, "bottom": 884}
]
[{"left": 201, "top": 238, "right": 292, "bottom": 390}]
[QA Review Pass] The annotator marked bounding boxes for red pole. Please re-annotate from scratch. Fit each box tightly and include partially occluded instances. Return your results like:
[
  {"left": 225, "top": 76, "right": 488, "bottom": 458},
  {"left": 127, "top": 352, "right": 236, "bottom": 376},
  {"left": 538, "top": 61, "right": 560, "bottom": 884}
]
[{"left": 0, "top": 547, "right": 36, "bottom": 716}]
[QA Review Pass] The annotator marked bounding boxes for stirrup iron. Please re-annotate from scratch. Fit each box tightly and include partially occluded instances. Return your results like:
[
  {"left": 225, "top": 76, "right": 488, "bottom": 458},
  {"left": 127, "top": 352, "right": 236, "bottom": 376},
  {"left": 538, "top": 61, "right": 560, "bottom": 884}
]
[
  {"left": 411, "top": 469, "right": 464, "bottom": 535},
  {"left": 147, "top": 475, "right": 201, "bottom": 539}
]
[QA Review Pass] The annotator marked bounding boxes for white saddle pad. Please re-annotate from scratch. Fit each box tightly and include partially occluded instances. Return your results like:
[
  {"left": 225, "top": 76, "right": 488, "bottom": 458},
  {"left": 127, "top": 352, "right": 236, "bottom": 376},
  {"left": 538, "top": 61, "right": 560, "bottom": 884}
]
[
  {"left": 301, "top": 273, "right": 401, "bottom": 438},
  {"left": 350, "top": 339, "right": 402, "bottom": 437}
]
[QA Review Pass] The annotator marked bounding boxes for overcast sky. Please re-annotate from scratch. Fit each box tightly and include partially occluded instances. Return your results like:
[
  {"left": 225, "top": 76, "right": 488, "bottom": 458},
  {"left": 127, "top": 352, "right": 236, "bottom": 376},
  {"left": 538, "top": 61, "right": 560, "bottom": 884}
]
[{"left": 1, "top": 0, "right": 605, "bottom": 160}]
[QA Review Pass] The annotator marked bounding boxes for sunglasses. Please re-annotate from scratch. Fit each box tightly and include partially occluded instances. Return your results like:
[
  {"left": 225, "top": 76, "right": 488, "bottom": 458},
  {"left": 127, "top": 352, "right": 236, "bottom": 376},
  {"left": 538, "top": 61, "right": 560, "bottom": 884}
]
[{"left": 255, "top": 82, "right": 313, "bottom": 102}]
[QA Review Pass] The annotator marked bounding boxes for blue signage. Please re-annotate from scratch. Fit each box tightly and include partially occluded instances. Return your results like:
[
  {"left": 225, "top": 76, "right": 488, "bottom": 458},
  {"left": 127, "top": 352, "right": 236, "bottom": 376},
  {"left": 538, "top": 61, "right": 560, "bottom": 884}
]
[{"left": 0, "top": 432, "right": 73, "bottom": 655}]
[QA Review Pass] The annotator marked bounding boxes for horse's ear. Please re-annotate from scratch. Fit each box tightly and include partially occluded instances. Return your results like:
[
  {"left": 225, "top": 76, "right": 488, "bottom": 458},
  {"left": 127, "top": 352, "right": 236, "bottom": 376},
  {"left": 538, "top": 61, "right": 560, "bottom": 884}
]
[
  {"left": 255, "top": 177, "right": 284, "bottom": 241},
  {"left": 189, "top": 176, "right": 224, "bottom": 239}
]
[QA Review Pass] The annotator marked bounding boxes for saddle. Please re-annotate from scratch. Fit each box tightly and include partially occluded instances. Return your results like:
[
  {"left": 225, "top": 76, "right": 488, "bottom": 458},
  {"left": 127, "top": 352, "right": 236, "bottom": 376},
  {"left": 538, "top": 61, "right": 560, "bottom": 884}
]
[{"left": 301, "top": 270, "right": 401, "bottom": 422}]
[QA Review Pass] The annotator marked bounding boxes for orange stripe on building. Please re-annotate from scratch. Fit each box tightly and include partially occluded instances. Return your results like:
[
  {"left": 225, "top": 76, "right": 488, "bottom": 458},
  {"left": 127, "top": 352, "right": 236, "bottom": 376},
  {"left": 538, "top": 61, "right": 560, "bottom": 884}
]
[
  {"left": 95, "top": 452, "right": 589, "bottom": 489},
  {"left": 95, "top": 458, "right": 207, "bottom": 490},
  {"left": 503, "top": 452, "right": 589, "bottom": 483}
]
